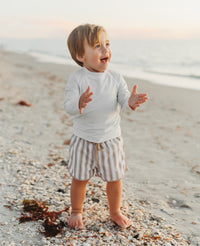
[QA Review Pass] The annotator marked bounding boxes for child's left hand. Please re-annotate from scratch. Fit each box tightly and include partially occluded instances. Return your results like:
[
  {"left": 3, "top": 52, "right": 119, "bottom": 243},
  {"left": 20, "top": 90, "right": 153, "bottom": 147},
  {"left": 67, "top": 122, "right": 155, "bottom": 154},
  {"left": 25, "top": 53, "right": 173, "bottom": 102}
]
[{"left": 128, "top": 85, "right": 149, "bottom": 110}]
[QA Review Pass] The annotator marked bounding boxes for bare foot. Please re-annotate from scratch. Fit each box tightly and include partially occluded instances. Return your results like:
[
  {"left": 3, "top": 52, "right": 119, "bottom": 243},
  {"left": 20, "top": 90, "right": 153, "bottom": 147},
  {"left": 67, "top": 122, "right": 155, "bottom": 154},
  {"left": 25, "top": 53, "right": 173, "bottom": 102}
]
[
  {"left": 68, "top": 213, "right": 84, "bottom": 229},
  {"left": 111, "top": 212, "right": 132, "bottom": 228}
]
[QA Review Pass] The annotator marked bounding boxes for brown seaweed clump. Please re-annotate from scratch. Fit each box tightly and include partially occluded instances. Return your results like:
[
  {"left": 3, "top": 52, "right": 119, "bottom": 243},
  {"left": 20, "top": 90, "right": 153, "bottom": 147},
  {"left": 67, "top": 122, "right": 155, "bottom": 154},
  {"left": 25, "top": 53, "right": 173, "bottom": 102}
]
[
  {"left": 17, "top": 100, "right": 32, "bottom": 107},
  {"left": 19, "top": 199, "right": 69, "bottom": 237}
]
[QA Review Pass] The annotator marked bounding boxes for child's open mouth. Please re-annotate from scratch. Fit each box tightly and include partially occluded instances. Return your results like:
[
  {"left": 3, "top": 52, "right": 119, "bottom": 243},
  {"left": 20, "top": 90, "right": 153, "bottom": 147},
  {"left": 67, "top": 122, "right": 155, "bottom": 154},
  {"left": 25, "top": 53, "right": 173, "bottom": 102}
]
[{"left": 100, "top": 57, "right": 109, "bottom": 63}]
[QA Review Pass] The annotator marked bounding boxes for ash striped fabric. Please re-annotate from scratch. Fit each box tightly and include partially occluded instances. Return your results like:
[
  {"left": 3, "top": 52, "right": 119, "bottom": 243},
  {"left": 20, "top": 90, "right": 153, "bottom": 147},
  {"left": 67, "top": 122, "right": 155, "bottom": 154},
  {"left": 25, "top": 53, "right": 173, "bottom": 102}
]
[{"left": 68, "top": 135, "right": 128, "bottom": 182}]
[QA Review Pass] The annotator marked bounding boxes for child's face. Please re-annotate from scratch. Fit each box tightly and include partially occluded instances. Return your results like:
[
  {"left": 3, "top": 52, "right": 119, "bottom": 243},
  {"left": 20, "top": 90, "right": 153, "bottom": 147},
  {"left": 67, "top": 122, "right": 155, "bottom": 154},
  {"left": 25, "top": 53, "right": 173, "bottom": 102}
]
[{"left": 77, "top": 31, "right": 112, "bottom": 73}]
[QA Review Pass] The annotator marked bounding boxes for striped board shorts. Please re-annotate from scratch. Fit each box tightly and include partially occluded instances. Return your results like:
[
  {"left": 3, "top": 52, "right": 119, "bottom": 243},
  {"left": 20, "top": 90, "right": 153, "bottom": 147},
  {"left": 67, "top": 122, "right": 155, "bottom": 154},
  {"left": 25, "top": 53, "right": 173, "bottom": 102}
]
[{"left": 68, "top": 135, "right": 128, "bottom": 182}]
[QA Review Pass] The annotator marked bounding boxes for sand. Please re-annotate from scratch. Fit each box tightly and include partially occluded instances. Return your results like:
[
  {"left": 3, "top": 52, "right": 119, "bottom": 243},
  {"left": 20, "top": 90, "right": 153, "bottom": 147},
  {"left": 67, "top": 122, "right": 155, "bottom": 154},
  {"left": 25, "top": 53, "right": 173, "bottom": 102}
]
[{"left": 0, "top": 49, "right": 200, "bottom": 245}]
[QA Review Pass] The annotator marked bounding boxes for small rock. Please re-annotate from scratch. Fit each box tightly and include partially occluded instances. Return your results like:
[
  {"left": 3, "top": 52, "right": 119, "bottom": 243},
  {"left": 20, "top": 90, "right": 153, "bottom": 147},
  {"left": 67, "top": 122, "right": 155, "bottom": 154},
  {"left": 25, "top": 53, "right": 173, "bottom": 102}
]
[
  {"left": 92, "top": 197, "right": 100, "bottom": 203},
  {"left": 134, "top": 209, "right": 144, "bottom": 220},
  {"left": 61, "top": 160, "right": 68, "bottom": 166},
  {"left": 164, "top": 243, "right": 171, "bottom": 246},
  {"left": 194, "top": 193, "right": 200, "bottom": 198},
  {"left": 99, "top": 227, "right": 106, "bottom": 234},
  {"left": 57, "top": 188, "right": 65, "bottom": 193}
]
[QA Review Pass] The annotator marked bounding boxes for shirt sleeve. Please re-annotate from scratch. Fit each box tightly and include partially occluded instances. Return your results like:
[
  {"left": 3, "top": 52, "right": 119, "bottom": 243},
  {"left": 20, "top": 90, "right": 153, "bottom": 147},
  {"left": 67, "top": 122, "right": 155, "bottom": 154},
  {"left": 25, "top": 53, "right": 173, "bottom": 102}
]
[
  {"left": 117, "top": 74, "right": 131, "bottom": 109},
  {"left": 64, "top": 75, "right": 80, "bottom": 115}
]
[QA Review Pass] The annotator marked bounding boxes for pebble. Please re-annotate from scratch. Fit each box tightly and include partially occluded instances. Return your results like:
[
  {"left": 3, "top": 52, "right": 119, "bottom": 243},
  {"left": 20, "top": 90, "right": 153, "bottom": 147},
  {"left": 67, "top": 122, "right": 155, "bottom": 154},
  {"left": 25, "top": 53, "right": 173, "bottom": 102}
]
[{"left": 164, "top": 243, "right": 171, "bottom": 246}]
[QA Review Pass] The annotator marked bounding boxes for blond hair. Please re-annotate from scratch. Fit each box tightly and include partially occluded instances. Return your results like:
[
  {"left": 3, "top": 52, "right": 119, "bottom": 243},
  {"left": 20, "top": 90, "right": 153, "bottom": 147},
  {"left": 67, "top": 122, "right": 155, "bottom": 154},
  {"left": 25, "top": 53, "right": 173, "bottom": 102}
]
[{"left": 67, "top": 24, "right": 106, "bottom": 67}]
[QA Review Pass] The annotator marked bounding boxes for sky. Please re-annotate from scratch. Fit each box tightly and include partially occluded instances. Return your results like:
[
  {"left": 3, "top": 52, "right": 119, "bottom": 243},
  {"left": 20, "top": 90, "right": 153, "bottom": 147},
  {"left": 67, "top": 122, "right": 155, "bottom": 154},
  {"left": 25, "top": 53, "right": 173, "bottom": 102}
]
[{"left": 0, "top": 0, "right": 200, "bottom": 39}]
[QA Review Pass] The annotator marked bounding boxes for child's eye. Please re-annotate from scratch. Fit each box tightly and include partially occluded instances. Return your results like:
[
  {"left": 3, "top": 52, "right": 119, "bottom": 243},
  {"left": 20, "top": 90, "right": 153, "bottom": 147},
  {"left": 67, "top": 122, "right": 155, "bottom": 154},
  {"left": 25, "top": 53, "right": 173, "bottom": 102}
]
[
  {"left": 106, "top": 42, "right": 110, "bottom": 47},
  {"left": 95, "top": 44, "right": 101, "bottom": 48}
]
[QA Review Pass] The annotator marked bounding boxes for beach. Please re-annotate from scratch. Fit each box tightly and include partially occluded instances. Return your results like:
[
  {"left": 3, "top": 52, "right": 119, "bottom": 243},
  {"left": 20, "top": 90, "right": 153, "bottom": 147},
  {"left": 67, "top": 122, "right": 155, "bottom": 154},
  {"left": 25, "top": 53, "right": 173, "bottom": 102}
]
[{"left": 0, "top": 49, "right": 200, "bottom": 245}]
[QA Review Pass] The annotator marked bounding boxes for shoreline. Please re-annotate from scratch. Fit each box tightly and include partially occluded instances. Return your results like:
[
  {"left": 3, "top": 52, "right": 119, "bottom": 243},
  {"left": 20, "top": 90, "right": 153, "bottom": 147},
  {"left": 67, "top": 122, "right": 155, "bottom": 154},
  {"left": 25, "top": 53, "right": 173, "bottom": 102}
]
[
  {"left": 4, "top": 48, "right": 200, "bottom": 92},
  {"left": 29, "top": 50, "right": 200, "bottom": 91},
  {"left": 1, "top": 49, "right": 200, "bottom": 245}
]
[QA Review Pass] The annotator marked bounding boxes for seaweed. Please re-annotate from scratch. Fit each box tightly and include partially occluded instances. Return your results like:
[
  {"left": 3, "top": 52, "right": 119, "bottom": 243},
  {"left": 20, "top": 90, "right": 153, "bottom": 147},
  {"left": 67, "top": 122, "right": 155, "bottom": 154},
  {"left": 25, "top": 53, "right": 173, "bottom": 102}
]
[
  {"left": 42, "top": 219, "right": 65, "bottom": 237},
  {"left": 17, "top": 100, "right": 32, "bottom": 107},
  {"left": 19, "top": 199, "right": 69, "bottom": 237}
]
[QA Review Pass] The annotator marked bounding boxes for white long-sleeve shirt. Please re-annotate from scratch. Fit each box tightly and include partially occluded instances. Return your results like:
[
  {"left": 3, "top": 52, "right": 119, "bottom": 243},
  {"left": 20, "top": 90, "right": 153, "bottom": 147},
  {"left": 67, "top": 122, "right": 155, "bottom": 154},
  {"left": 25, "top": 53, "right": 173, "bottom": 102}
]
[{"left": 64, "top": 67, "right": 130, "bottom": 143}]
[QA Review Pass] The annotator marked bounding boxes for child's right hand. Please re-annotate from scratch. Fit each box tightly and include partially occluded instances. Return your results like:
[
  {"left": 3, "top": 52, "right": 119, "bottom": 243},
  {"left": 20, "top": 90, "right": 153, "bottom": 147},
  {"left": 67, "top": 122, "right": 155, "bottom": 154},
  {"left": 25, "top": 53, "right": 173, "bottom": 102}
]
[{"left": 79, "top": 86, "right": 93, "bottom": 114}]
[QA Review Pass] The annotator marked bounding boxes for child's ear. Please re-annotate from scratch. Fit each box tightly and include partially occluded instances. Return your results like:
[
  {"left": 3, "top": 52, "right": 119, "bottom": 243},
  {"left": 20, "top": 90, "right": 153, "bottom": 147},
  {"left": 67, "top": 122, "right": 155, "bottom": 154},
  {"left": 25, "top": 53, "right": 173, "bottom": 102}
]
[{"left": 76, "top": 54, "right": 84, "bottom": 63}]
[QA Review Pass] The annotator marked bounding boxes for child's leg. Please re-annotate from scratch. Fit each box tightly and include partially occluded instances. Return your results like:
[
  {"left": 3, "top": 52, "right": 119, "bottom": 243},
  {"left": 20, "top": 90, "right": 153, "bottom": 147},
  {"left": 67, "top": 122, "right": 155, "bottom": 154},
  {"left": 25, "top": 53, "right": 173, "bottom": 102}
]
[
  {"left": 106, "top": 180, "right": 132, "bottom": 228},
  {"left": 68, "top": 178, "right": 88, "bottom": 229}
]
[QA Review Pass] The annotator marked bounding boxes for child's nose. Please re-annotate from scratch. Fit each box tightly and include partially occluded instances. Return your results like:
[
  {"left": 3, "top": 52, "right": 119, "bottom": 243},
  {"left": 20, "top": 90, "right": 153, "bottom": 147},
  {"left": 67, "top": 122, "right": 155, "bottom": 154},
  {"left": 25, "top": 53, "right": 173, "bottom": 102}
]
[{"left": 102, "top": 45, "right": 109, "bottom": 53}]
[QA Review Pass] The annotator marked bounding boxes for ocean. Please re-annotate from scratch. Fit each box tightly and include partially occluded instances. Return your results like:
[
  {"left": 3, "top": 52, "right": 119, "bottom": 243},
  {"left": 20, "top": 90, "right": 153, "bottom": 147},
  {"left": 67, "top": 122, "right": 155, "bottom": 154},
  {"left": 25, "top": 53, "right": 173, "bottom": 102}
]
[{"left": 1, "top": 37, "right": 200, "bottom": 90}]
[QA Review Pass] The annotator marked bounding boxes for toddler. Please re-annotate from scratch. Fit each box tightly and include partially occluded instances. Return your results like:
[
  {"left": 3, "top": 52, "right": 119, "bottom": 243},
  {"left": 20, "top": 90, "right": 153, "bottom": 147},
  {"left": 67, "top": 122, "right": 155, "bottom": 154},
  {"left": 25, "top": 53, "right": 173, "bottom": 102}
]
[{"left": 64, "top": 24, "right": 148, "bottom": 229}]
